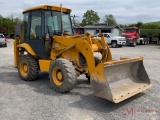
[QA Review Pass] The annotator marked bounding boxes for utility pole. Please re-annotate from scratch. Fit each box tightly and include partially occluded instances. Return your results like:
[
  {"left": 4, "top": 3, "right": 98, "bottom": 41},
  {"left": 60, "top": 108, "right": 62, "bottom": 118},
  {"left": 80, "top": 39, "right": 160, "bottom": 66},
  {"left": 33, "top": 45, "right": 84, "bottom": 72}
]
[{"left": 71, "top": 15, "right": 78, "bottom": 26}]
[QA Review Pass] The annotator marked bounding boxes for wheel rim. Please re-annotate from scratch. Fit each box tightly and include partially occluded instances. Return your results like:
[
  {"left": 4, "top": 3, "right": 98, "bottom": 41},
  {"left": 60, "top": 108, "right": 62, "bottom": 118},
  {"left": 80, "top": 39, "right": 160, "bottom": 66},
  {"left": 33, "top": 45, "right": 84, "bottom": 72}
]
[
  {"left": 20, "top": 61, "right": 28, "bottom": 76},
  {"left": 143, "top": 41, "right": 144, "bottom": 44},
  {"left": 52, "top": 67, "right": 63, "bottom": 86},
  {"left": 112, "top": 43, "right": 116, "bottom": 47}
]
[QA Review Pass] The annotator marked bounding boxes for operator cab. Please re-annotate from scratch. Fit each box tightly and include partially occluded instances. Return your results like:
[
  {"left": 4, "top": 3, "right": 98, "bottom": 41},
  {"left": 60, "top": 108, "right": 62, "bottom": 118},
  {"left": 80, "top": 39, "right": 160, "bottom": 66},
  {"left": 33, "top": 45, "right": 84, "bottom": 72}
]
[{"left": 21, "top": 5, "right": 73, "bottom": 57}]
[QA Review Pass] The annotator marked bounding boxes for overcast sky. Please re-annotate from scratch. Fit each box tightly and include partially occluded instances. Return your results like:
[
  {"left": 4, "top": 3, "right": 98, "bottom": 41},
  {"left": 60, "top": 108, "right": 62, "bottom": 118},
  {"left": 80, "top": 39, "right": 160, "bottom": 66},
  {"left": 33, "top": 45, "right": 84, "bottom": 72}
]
[{"left": 0, "top": 0, "right": 159, "bottom": 24}]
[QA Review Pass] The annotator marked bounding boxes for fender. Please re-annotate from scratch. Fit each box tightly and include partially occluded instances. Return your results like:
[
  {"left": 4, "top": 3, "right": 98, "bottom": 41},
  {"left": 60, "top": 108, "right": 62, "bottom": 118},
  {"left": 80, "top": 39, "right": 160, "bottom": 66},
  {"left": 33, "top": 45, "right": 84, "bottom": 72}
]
[{"left": 18, "top": 43, "right": 36, "bottom": 56}]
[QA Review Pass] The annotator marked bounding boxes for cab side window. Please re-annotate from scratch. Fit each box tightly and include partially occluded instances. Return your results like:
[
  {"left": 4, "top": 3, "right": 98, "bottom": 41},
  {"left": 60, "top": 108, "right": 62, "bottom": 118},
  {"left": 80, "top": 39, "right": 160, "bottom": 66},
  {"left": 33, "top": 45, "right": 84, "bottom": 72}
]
[
  {"left": 104, "top": 34, "right": 109, "bottom": 38},
  {"left": 30, "top": 11, "right": 42, "bottom": 39}
]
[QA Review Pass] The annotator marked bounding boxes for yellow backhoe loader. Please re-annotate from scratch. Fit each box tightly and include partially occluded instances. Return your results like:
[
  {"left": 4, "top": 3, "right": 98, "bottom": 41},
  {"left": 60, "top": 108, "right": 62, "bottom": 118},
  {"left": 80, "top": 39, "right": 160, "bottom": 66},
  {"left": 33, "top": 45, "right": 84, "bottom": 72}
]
[{"left": 14, "top": 5, "right": 151, "bottom": 103}]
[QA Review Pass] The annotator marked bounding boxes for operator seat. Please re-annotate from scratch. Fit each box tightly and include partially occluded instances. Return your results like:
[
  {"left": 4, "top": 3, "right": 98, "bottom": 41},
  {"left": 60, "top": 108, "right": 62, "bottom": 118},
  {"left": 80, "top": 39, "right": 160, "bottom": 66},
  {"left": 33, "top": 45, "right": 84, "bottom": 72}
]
[{"left": 35, "top": 25, "right": 42, "bottom": 39}]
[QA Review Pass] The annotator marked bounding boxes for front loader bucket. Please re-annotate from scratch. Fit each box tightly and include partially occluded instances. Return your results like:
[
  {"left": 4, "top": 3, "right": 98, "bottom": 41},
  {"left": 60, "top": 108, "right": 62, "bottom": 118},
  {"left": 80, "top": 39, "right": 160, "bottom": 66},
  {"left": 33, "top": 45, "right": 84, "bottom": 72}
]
[{"left": 90, "top": 57, "right": 152, "bottom": 103}]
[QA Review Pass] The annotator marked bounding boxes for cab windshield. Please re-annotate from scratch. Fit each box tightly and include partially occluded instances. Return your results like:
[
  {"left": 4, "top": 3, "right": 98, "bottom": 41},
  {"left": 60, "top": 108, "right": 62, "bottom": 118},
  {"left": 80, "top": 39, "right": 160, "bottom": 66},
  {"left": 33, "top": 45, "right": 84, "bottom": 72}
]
[
  {"left": 124, "top": 29, "right": 136, "bottom": 33},
  {"left": 108, "top": 33, "right": 116, "bottom": 37},
  {"left": 45, "top": 11, "right": 73, "bottom": 35}
]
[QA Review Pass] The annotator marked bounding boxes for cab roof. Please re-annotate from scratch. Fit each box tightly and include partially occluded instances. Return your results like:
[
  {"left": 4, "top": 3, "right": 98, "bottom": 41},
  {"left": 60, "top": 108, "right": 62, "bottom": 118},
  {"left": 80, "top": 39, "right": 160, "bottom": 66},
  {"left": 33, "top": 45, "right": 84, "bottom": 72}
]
[
  {"left": 125, "top": 27, "right": 139, "bottom": 30},
  {"left": 23, "top": 5, "right": 72, "bottom": 14}
]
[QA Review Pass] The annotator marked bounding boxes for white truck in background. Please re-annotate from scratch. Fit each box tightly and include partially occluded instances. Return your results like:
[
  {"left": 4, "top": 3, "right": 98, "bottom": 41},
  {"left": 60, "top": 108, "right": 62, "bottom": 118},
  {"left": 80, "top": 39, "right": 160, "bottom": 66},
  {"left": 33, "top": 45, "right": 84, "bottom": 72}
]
[
  {"left": 0, "top": 33, "right": 7, "bottom": 47},
  {"left": 96, "top": 33, "right": 126, "bottom": 48}
]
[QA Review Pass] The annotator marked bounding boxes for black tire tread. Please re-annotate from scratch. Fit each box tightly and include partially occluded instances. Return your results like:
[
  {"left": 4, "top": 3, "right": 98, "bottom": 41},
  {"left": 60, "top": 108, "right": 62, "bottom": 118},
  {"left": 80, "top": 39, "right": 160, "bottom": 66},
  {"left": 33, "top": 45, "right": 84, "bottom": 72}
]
[
  {"left": 4, "top": 43, "right": 7, "bottom": 47},
  {"left": 49, "top": 58, "right": 77, "bottom": 93},
  {"left": 18, "top": 55, "right": 38, "bottom": 81},
  {"left": 132, "top": 40, "right": 137, "bottom": 47}
]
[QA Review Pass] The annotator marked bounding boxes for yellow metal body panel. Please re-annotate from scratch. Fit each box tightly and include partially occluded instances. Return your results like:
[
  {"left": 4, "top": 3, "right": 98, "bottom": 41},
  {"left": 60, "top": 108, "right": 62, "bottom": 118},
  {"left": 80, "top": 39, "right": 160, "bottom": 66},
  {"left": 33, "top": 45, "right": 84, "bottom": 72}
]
[
  {"left": 38, "top": 60, "right": 51, "bottom": 72},
  {"left": 13, "top": 39, "right": 19, "bottom": 68},
  {"left": 51, "top": 34, "right": 112, "bottom": 74},
  {"left": 90, "top": 63, "right": 106, "bottom": 83},
  {"left": 23, "top": 5, "right": 71, "bottom": 13},
  {"left": 92, "top": 44, "right": 99, "bottom": 52},
  {"left": 52, "top": 35, "right": 100, "bottom": 74},
  {"left": 92, "top": 39, "right": 102, "bottom": 51},
  {"left": 17, "top": 43, "right": 36, "bottom": 56}
]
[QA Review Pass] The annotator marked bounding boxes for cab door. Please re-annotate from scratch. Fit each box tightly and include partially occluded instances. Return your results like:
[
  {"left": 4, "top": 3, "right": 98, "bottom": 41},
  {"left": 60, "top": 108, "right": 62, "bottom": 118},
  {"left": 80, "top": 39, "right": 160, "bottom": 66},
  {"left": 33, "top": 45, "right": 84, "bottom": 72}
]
[
  {"left": 27, "top": 10, "right": 46, "bottom": 57},
  {"left": 105, "top": 34, "right": 111, "bottom": 44}
]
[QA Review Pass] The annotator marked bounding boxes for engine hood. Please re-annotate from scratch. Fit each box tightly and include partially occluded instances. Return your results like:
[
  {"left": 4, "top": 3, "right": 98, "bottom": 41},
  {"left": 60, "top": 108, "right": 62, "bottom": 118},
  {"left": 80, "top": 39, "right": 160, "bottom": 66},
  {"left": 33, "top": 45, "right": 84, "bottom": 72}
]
[
  {"left": 112, "top": 36, "right": 125, "bottom": 39},
  {"left": 122, "top": 32, "right": 136, "bottom": 38}
]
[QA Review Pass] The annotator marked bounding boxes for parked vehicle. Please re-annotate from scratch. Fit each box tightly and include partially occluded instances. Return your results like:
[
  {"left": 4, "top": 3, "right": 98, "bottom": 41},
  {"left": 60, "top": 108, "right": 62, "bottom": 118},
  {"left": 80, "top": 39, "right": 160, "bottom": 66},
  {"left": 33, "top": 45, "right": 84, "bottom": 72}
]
[
  {"left": 121, "top": 27, "right": 149, "bottom": 47},
  {"left": 0, "top": 33, "right": 7, "bottom": 47},
  {"left": 97, "top": 33, "right": 126, "bottom": 48},
  {"left": 13, "top": 5, "right": 151, "bottom": 104},
  {"left": 138, "top": 35, "right": 149, "bottom": 45}
]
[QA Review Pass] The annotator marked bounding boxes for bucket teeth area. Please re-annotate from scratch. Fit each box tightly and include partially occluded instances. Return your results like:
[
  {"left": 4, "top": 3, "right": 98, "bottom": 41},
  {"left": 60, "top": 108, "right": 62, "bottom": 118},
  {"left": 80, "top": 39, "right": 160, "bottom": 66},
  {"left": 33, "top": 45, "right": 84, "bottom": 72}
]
[{"left": 110, "top": 78, "right": 151, "bottom": 103}]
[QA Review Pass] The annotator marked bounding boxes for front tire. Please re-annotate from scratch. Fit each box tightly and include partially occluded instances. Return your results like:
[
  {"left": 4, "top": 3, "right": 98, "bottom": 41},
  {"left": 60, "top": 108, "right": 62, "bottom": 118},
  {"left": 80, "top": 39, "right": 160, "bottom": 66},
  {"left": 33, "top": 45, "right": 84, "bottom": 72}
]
[
  {"left": 111, "top": 41, "right": 117, "bottom": 48},
  {"left": 18, "top": 55, "right": 39, "bottom": 81},
  {"left": 132, "top": 40, "right": 137, "bottom": 47},
  {"left": 144, "top": 40, "right": 148, "bottom": 45},
  {"left": 49, "top": 58, "right": 77, "bottom": 93}
]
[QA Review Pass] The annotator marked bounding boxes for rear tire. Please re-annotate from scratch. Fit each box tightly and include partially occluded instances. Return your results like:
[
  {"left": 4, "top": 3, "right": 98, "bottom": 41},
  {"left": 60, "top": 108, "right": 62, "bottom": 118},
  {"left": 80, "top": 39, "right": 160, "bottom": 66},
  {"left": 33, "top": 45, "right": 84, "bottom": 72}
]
[
  {"left": 144, "top": 41, "right": 148, "bottom": 45},
  {"left": 18, "top": 55, "right": 38, "bottom": 81},
  {"left": 4, "top": 43, "right": 7, "bottom": 47},
  {"left": 132, "top": 40, "right": 137, "bottom": 47},
  {"left": 49, "top": 58, "right": 77, "bottom": 93},
  {"left": 111, "top": 41, "right": 117, "bottom": 48},
  {"left": 142, "top": 41, "right": 145, "bottom": 45}
]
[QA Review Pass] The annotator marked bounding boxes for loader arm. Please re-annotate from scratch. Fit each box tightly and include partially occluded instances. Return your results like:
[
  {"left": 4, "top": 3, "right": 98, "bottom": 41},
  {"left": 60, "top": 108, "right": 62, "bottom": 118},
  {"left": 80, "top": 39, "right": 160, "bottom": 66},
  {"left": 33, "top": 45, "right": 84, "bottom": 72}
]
[{"left": 52, "top": 33, "right": 112, "bottom": 75}]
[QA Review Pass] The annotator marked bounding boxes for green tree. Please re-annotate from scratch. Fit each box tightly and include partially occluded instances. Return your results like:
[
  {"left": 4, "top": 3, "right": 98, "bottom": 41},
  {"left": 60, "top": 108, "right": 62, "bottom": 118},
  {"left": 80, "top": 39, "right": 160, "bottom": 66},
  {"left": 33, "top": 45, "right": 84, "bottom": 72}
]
[
  {"left": 136, "top": 22, "right": 143, "bottom": 27},
  {"left": 2, "top": 17, "right": 14, "bottom": 33},
  {"left": 0, "top": 14, "right": 22, "bottom": 34},
  {"left": 103, "top": 14, "right": 117, "bottom": 26},
  {"left": 0, "top": 14, "right": 3, "bottom": 27},
  {"left": 13, "top": 17, "right": 22, "bottom": 25},
  {"left": 128, "top": 22, "right": 143, "bottom": 28},
  {"left": 81, "top": 10, "right": 100, "bottom": 26}
]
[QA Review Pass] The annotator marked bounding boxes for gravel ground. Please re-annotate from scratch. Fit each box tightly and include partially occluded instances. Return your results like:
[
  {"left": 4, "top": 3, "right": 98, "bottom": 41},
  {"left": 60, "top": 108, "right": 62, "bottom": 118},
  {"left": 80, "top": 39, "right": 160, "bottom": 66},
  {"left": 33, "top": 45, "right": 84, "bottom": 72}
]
[{"left": 0, "top": 39, "right": 160, "bottom": 120}]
